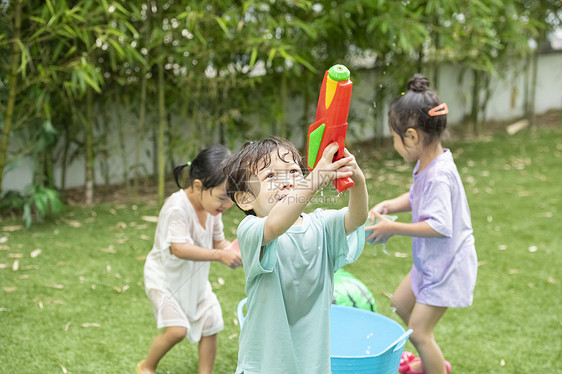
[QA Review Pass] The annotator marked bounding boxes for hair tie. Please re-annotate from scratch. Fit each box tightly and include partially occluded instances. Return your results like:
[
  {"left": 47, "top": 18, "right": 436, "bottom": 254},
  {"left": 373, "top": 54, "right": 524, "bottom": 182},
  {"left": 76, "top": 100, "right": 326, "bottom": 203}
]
[{"left": 428, "top": 103, "right": 448, "bottom": 117}]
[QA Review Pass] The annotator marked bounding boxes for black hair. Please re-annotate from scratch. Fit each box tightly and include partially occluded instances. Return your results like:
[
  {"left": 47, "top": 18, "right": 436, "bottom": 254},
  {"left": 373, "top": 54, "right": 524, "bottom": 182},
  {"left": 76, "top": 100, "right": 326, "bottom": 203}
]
[
  {"left": 173, "top": 145, "right": 232, "bottom": 190},
  {"left": 388, "top": 74, "right": 447, "bottom": 145},
  {"left": 223, "top": 137, "right": 303, "bottom": 216}
]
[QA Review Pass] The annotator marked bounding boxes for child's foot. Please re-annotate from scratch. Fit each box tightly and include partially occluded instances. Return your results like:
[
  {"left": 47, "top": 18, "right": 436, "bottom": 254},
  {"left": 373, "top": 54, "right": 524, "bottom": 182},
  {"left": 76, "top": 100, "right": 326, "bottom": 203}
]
[
  {"left": 399, "top": 351, "right": 417, "bottom": 373},
  {"left": 136, "top": 360, "right": 155, "bottom": 374},
  {"left": 406, "top": 358, "right": 423, "bottom": 373},
  {"left": 404, "top": 357, "right": 452, "bottom": 374}
]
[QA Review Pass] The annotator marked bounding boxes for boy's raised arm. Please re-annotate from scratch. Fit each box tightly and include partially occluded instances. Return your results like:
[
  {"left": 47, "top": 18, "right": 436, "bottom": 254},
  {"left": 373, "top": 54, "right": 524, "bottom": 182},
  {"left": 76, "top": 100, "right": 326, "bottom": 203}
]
[
  {"left": 343, "top": 148, "right": 369, "bottom": 234},
  {"left": 264, "top": 143, "right": 354, "bottom": 245},
  {"left": 263, "top": 177, "right": 316, "bottom": 245}
]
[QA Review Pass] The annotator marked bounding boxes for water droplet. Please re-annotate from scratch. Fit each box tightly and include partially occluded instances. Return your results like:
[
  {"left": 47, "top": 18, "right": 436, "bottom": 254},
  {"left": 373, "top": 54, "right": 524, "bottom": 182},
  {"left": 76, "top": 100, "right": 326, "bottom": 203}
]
[{"left": 382, "top": 243, "right": 389, "bottom": 255}]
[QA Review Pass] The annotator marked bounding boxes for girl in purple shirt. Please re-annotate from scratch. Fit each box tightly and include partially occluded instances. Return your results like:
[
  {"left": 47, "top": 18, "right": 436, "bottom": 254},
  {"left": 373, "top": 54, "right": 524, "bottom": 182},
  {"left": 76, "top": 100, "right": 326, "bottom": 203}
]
[{"left": 366, "top": 74, "right": 477, "bottom": 374}]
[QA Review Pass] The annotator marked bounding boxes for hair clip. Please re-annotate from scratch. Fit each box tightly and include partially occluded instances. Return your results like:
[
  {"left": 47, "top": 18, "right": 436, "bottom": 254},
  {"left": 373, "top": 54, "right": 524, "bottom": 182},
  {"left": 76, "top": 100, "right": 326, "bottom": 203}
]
[{"left": 428, "top": 103, "right": 448, "bottom": 117}]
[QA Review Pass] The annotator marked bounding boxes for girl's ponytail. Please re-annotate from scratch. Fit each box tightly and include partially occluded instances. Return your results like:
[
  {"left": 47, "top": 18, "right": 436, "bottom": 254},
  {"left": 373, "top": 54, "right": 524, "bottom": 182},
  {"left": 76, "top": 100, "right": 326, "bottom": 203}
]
[
  {"left": 173, "top": 146, "right": 232, "bottom": 190},
  {"left": 174, "top": 162, "right": 191, "bottom": 189},
  {"left": 407, "top": 74, "right": 430, "bottom": 93},
  {"left": 389, "top": 74, "right": 447, "bottom": 145}
]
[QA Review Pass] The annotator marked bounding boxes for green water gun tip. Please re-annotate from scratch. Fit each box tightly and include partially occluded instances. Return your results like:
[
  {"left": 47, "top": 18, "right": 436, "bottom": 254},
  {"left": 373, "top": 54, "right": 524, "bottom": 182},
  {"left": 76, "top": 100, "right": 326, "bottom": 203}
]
[{"left": 328, "top": 65, "right": 350, "bottom": 81}]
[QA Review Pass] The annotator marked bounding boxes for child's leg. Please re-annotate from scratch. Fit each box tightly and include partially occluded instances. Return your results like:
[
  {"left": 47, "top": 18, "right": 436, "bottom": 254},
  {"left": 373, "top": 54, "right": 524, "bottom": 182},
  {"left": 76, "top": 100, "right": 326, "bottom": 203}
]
[
  {"left": 196, "top": 296, "right": 222, "bottom": 373},
  {"left": 391, "top": 272, "right": 416, "bottom": 325},
  {"left": 408, "top": 303, "right": 448, "bottom": 374},
  {"left": 198, "top": 333, "right": 217, "bottom": 374},
  {"left": 139, "top": 326, "right": 187, "bottom": 374}
]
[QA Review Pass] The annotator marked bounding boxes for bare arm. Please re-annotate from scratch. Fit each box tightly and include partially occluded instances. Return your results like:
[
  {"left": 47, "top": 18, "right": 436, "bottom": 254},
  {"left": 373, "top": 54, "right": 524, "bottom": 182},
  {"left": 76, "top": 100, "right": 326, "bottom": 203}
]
[
  {"left": 170, "top": 242, "right": 242, "bottom": 268},
  {"left": 213, "top": 239, "right": 231, "bottom": 250},
  {"left": 368, "top": 192, "right": 410, "bottom": 222},
  {"left": 343, "top": 149, "right": 369, "bottom": 234},
  {"left": 365, "top": 211, "right": 445, "bottom": 244},
  {"left": 263, "top": 143, "right": 354, "bottom": 245},
  {"left": 262, "top": 178, "right": 316, "bottom": 245},
  {"left": 386, "top": 221, "right": 444, "bottom": 238}
]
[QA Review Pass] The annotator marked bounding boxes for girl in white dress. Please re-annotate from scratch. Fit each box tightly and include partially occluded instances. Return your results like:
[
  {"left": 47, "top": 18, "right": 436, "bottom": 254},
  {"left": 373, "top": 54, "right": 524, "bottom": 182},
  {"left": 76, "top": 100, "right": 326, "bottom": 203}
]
[{"left": 137, "top": 146, "right": 242, "bottom": 374}]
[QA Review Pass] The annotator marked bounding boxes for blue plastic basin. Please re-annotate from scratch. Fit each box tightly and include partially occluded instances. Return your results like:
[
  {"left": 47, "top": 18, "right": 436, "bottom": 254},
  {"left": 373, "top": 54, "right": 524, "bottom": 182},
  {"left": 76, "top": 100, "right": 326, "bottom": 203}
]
[{"left": 330, "top": 305, "right": 413, "bottom": 374}]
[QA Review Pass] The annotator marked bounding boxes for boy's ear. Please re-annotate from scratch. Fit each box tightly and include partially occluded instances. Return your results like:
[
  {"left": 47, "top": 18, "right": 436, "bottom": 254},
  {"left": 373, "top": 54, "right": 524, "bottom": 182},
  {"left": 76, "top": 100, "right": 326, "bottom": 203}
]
[
  {"left": 234, "top": 191, "right": 255, "bottom": 212},
  {"left": 404, "top": 128, "right": 420, "bottom": 147}
]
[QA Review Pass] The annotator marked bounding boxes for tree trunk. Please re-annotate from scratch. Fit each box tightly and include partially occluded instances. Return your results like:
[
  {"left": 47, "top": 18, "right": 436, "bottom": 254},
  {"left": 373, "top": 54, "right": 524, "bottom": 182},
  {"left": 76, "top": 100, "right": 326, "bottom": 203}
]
[
  {"left": 373, "top": 68, "right": 385, "bottom": 147},
  {"left": 303, "top": 72, "right": 311, "bottom": 131},
  {"left": 479, "top": 73, "right": 492, "bottom": 131},
  {"left": 279, "top": 73, "right": 287, "bottom": 139},
  {"left": 118, "top": 96, "right": 130, "bottom": 192},
  {"left": 432, "top": 60, "right": 440, "bottom": 92},
  {"left": 167, "top": 112, "right": 175, "bottom": 171},
  {"left": 218, "top": 86, "right": 226, "bottom": 145},
  {"left": 528, "top": 49, "right": 539, "bottom": 128},
  {"left": 45, "top": 143, "right": 55, "bottom": 189},
  {"left": 157, "top": 62, "right": 166, "bottom": 205},
  {"left": 84, "top": 89, "right": 94, "bottom": 204},
  {"left": 133, "top": 72, "right": 147, "bottom": 195},
  {"left": 0, "top": 0, "right": 22, "bottom": 196},
  {"left": 374, "top": 96, "right": 385, "bottom": 147},
  {"left": 470, "top": 69, "right": 481, "bottom": 136},
  {"left": 61, "top": 96, "right": 79, "bottom": 191},
  {"left": 60, "top": 127, "right": 69, "bottom": 191},
  {"left": 417, "top": 49, "right": 424, "bottom": 73},
  {"left": 431, "top": 12, "right": 440, "bottom": 90},
  {"left": 100, "top": 107, "right": 110, "bottom": 188},
  {"left": 219, "top": 118, "right": 225, "bottom": 146},
  {"left": 523, "top": 54, "right": 531, "bottom": 120}
]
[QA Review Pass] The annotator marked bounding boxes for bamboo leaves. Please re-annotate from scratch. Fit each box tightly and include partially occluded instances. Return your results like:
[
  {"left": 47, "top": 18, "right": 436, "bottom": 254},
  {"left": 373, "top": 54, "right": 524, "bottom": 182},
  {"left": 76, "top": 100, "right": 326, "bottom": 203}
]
[{"left": 1, "top": 0, "right": 560, "bottom": 210}]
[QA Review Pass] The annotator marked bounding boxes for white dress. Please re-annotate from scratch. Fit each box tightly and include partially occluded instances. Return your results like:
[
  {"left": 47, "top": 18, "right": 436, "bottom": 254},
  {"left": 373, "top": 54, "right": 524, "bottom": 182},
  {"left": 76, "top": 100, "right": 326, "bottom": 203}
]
[{"left": 144, "top": 190, "right": 225, "bottom": 343}]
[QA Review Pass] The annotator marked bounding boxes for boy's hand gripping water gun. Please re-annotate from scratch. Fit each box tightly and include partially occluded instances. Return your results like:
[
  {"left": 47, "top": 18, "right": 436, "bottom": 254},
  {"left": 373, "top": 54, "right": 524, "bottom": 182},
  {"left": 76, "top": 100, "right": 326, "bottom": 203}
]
[{"left": 307, "top": 64, "right": 354, "bottom": 193}]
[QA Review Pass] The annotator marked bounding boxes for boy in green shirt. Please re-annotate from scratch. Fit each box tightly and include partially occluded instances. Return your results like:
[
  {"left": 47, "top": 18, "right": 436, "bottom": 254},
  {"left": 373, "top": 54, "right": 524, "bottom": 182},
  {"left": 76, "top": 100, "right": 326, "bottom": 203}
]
[{"left": 224, "top": 137, "right": 368, "bottom": 373}]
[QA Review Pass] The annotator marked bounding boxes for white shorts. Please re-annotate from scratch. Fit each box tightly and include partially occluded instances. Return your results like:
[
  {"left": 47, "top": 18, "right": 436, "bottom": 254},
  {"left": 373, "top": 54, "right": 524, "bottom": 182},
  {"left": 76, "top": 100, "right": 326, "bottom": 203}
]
[{"left": 148, "top": 289, "right": 224, "bottom": 344}]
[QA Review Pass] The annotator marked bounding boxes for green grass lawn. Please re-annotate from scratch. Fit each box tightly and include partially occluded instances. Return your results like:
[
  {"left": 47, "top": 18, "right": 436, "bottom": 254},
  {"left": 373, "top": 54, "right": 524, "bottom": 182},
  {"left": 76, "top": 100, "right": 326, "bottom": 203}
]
[{"left": 1, "top": 123, "right": 561, "bottom": 373}]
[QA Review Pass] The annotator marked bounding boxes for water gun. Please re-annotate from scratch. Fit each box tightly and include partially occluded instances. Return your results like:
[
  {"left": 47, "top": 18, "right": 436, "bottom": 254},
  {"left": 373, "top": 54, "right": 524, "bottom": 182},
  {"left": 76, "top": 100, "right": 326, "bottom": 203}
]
[
  {"left": 227, "top": 239, "right": 240, "bottom": 253},
  {"left": 307, "top": 64, "right": 354, "bottom": 193}
]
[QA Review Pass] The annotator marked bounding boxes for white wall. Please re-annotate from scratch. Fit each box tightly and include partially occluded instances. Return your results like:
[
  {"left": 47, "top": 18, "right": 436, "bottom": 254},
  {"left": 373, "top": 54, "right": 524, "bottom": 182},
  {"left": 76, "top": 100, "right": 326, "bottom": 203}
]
[
  {"left": 534, "top": 53, "right": 562, "bottom": 114},
  {"left": 2, "top": 52, "right": 561, "bottom": 194},
  {"left": 2, "top": 158, "right": 33, "bottom": 192},
  {"left": 346, "top": 52, "right": 562, "bottom": 143}
]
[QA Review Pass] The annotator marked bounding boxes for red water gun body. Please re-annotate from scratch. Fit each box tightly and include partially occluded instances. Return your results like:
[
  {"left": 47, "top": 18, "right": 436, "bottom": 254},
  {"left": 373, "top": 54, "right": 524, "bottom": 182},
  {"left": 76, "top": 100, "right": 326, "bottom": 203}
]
[{"left": 307, "top": 64, "right": 354, "bottom": 193}]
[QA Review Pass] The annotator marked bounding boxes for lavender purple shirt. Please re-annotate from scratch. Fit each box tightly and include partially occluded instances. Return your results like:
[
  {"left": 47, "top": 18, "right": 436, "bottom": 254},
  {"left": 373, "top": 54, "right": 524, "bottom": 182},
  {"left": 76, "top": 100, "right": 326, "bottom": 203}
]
[{"left": 408, "top": 149, "right": 477, "bottom": 307}]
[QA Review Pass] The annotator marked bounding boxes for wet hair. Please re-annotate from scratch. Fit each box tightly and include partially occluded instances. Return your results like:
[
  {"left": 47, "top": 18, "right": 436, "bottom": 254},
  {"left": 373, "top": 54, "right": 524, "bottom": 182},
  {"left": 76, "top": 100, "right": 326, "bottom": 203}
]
[
  {"left": 223, "top": 137, "right": 303, "bottom": 216},
  {"left": 173, "top": 145, "right": 232, "bottom": 190},
  {"left": 388, "top": 74, "right": 447, "bottom": 145}
]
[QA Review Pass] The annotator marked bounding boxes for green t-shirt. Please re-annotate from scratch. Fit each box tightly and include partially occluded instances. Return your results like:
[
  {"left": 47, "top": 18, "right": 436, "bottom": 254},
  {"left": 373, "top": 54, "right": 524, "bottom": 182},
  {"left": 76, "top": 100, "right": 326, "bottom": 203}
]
[{"left": 235, "top": 208, "right": 365, "bottom": 374}]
